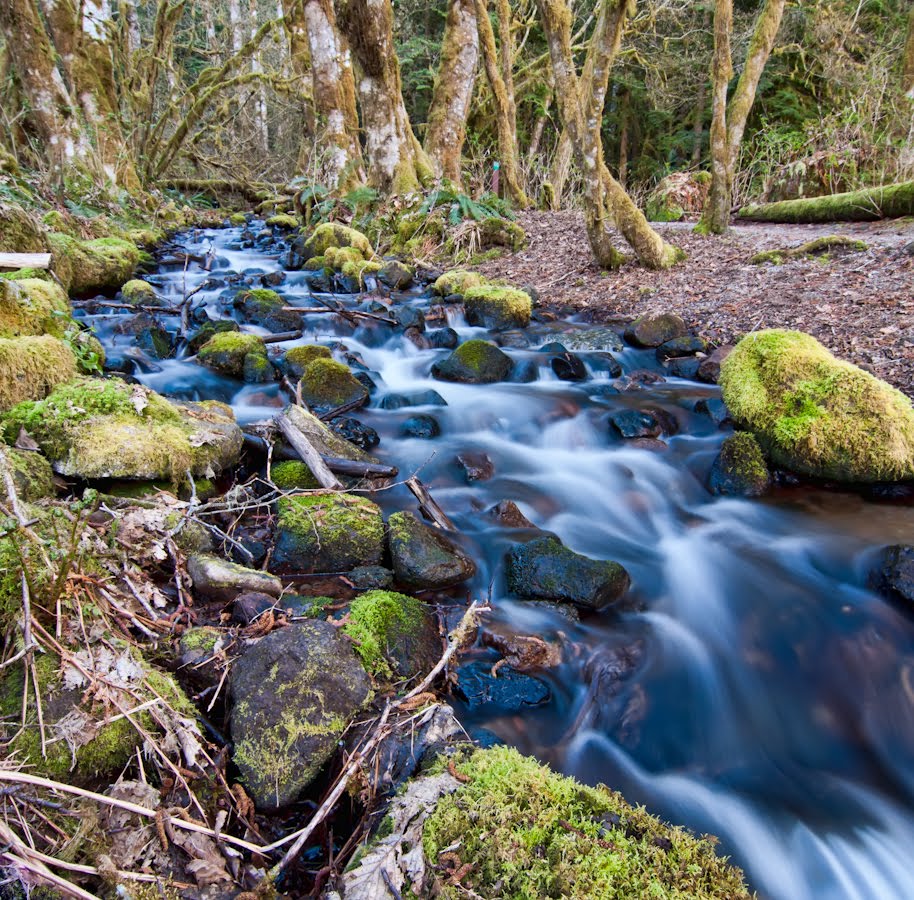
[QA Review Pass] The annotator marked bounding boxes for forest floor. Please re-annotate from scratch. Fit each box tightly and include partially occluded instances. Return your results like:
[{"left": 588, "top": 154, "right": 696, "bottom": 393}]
[{"left": 475, "top": 211, "right": 914, "bottom": 397}]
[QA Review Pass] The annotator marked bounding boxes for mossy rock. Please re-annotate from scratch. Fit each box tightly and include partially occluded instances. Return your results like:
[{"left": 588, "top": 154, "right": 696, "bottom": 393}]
[
  {"left": 301, "top": 223, "right": 373, "bottom": 260},
  {"left": 0, "top": 278, "right": 71, "bottom": 339},
  {"left": 186, "top": 319, "right": 240, "bottom": 355},
  {"left": 229, "top": 620, "right": 371, "bottom": 809},
  {"left": 47, "top": 233, "right": 144, "bottom": 295},
  {"left": 271, "top": 459, "right": 320, "bottom": 490},
  {"left": 233, "top": 288, "right": 301, "bottom": 333},
  {"left": 341, "top": 258, "right": 382, "bottom": 285},
  {"left": 387, "top": 511, "right": 477, "bottom": 590},
  {"left": 298, "top": 358, "right": 369, "bottom": 411},
  {"left": 377, "top": 260, "right": 414, "bottom": 290},
  {"left": 1, "top": 446, "right": 55, "bottom": 502},
  {"left": 623, "top": 313, "right": 689, "bottom": 348},
  {"left": 431, "top": 339, "right": 513, "bottom": 384},
  {"left": 273, "top": 491, "right": 384, "bottom": 573},
  {"left": 197, "top": 331, "right": 272, "bottom": 382},
  {"left": 266, "top": 213, "right": 299, "bottom": 230},
  {"left": 0, "top": 203, "right": 46, "bottom": 253},
  {"left": 282, "top": 344, "right": 332, "bottom": 379},
  {"left": 708, "top": 432, "right": 770, "bottom": 497},
  {"left": 120, "top": 279, "right": 161, "bottom": 306},
  {"left": 421, "top": 746, "right": 751, "bottom": 899},
  {"left": 463, "top": 284, "right": 532, "bottom": 330},
  {"left": 341, "top": 589, "right": 440, "bottom": 680},
  {"left": 0, "top": 335, "right": 78, "bottom": 411},
  {"left": 478, "top": 217, "right": 527, "bottom": 252},
  {"left": 719, "top": 329, "right": 914, "bottom": 482},
  {"left": 229, "top": 212, "right": 249, "bottom": 226},
  {"left": 1, "top": 377, "right": 243, "bottom": 480},
  {"left": 432, "top": 270, "right": 482, "bottom": 297},
  {"left": 324, "top": 245, "right": 366, "bottom": 269}
]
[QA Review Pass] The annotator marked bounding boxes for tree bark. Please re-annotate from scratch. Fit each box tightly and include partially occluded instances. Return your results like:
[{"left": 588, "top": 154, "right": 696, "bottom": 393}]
[
  {"left": 617, "top": 88, "right": 629, "bottom": 189},
  {"left": 336, "top": 0, "right": 431, "bottom": 194},
  {"left": 424, "top": 0, "right": 479, "bottom": 185},
  {"left": 903, "top": 7, "right": 914, "bottom": 99},
  {"left": 474, "top": 0, "right": 529, "bottom": 205}
]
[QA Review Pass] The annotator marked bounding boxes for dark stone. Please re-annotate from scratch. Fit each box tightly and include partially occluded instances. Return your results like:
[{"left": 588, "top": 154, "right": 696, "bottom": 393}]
[
  {"left": 354, "top": 371, "right": 377, "bottom": 392},
  {"left": 262, "top": 271, "right": 286, "bottom": 287},
  {"left": 585, "top": 352, "right": 623, "bottom": 378},
  {"left": 609, "top": 409, "right": 662, "bottom": 439},
  {"left": 233, "top": 591, "right": 279, "bottom": 625},
  {"left": 379, "top": 390, "right": 448, "bottom": 410},
  {"left": 348, "top": 565, "right": 394, "bottom": 591},
  {"left": 229, "top": 622, "right": 371, "bottom": 809},
  {"left": 329, "top": 417, "right": 380, "bottom": 450},
  {"left": 455, "top": 660, "right": 550, "bottom": 711},
  {"left": 234, "top": 289, "right": 301, "bottom": 333},
  {"left": 869, "top": 545, "right": 914, "bottom": 608},
  {"left": 404, "top": 326, "right": 429, "bottom": 349},
  {"left": 667, "top": 356, "right": 701, "bottom": 379},
  {"left": 697, "top": 345, "right": 734, "bottom": 383},
  {"left": 511, "top": 359, "right": 540, "bottom": 383},
  {"left": 550, "top": 352, "right": 588, "bottom": 381},
  {"left": 431, "top": 340, "right": 513, "bottom": 384},
  {"left": 378, "top": 260, "right": 414, "bottom": 290},
  {"left": 429, "top": 327, "right": 459, "bottom": 350},
  {"left": 388, "top": 511, "right": 477, "bottom": 590},
  {"left": 624, "top": 313, "right": 688, "bottom": 348},
  {"left": 695, "top": 397, "right": 732, "bottom": 427},
  {"left": 394, "top": 306, "right": 425, "bottom": 332},
  {"left": 401, "top": 414, "right": 441, "bottom": 439},
  {"left": 456, "top": 451, "right": 494, "bottom": 482},
  {"left": 656, "top": 335, "right": 709, "bottom": 363},
  {"left": 708, "top": 433, "right": 770, "bottom": 497},
  {"left": 505, "top": 536, "right": 630, "bottom": 611},
  {"left": 487, "top": 500, "right": 538, "bottom": 529}
]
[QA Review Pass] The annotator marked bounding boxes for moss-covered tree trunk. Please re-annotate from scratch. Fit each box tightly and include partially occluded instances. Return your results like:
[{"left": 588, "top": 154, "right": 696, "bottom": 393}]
[
  {"left": 474, "top": 0, "right": 529, "bottom": 206},
  {"left": 424, "top": 0, "right": 479, "bottom": 185},
  {"left": 903, "top": 7, "right": 914, "bottom": 98},
  {"left": 336, "top": 0, "right": 431, "bottom": 194},
  {"left": 301, "top": 0, "right": 364, "bottom": 189},
  {"left": 698, "top": 0, "right": 786, "bottom": 234}
]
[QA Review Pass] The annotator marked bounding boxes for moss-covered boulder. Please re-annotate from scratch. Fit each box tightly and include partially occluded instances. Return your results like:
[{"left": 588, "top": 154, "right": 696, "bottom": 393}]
[
  {"left": 1, "top": 446, "right": 55, "bottom": 502},
  {"left": 186, "top": 319, "right": 240, "bottom": 355},
  {"left": 419, "top": 746, "right": 751, "bottom": 899},
  {"left": 266, "top": 213, "right": 300, "bottom": 230},
  {"left": 0, "top": 335, "right": 78, "bottom": 411},
  {"left": 463, "top": 284, "right": 532, "bottom": 330},
  {"left": 623, "top": 312, "right": 689, "bottom": 348},
  {"left": 120, "top": 279, "right": 162, "bottom": 306},
  {"left": 272, "top": 491, "right": 384, "bottom": 573},
  {"left": 505, "top": 535, "right": 631, "bottom": 611},
  {"left": 0, "top": 203, "right": 46, "bottom": 253},
  {"left": 719, "top": 329, "right": 914, "bottom": 482},
  {"left": 48, "top": 233, "right": 144, "bottom": 295},
  {"left": 431, "top": 339, "right": 513, "bottom": 384},
  {"left": 478, "top": 217, "right": 527, "bottom": 252},
  {"left": 233, "top": 288, "right": 301, "bottom": 333},
  {"left": 432, "top": 270, "right": 483, "bottom": 297},
  {"left": 1, "top": 378, "right": 243, "bottom": 480},
  {"left": 387, "top": 511, "right": 477, "bottom": 590},
  {"left": 341, "top": 589, "right": 441, "bottom": 680},
  {"left": 0, "top": 278, "right": 71, "bottom": 338},
  {"left": 229, "top": 621, "right": 371, "bottom": 809},
  {"left": 298, "top": 358, "right": 369, "bottom": 412},
  {"left": 197, "top": 331, "right": 272, "bottom": 382},
  {"left": 270, "top": 459, "right": 320, "bottom": 490},
  {"left": 645, "top": 171, "right": 711, "bottom": 223},
  {"left": 708, "top": 432, "right": 770, "bottom": 497},
  {"left": 298, "top": 223, "right": 372, "bottom": 261},
  {"left": 282, "top": 343, "right": 331, "bottom": 379}
]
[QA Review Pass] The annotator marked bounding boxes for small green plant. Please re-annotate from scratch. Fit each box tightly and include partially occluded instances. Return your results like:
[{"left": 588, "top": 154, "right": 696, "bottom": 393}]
[{"left": 420, "top": 187, "right": 514, "bottom": 225}]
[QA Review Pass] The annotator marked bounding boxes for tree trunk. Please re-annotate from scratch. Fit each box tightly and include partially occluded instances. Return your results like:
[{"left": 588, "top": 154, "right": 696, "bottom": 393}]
[
  {"left": 336, "top": 0, "right": 431, "bottom": 194},
  {"left": 302, "top": 0, "right": 363, "bottom": 189},
  {"left": 424, "top": 0, "right": 479, "bottom": 185},
  {"left": 249, "top": 0, "right": 269, "bottom": 152},
  {"left": 903, "top": 7, "right": 914, "bottom": 98},
  {"left": 739, "top": 180, "right": 914, "bottom": 223},
  {"left": 617, "top": 88, "right": 629, "bottom": 189},
  {"left": 474, "top": 0, "right": 528, "bottom": 205}
]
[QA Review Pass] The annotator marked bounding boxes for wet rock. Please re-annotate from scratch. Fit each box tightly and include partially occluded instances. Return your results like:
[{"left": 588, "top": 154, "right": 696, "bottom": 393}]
[
  {"left": 869, "top": 545, "right": 914, "bottom": 609},
  {"left": 298, "top": 358, "right": 369, "bottom": 413},
  {"left": 234, "top": 288, "right": 301, "bottom": 333},
  {"left": 539, "top": 341, "right": 567, "bottom": 353},
  {"left": 262, "top": 271, "right": 285, "bottom": 287},
  {"left": 505, "top": 535, "right": 630, "bottom": 611},
  {"left": 624, "top": 313, "right": 688, "bottom": 348},
  {"left": 401, "top": 414, "right": 441, "bottom": 439},
  {"left": 198, "top": 332, "right": 271, "bottom": 382},
  {"left": 487, "top": 500, "right": 538, "bottom": 529},
  {"left": 697, "top": 345, "right": 733, "bottom": 383},
  {"left": 229, "top": 621, "right": 371, "bottom": 809},
  {"left": 708, "top": 433, "right": 770, "bottom": 497},
  {"left": 348, "top": 565, "right": 394, "bottom": 591},
  {"left": 388, "top": 511, "right": 477, "bottom": 589},
  {"left": 394, "top": 306, "right": 425, "bottom": 332},
  {"left": 428, "top": 327, "right": 459, "bottom": 350},
  {"left": 232, "top": 591, "right": 279, "bottom": 624},
  {"left": 354, "top": 371, "right": 377, "bottom": 393},
  {"left": 667, "top": 357, "right": 701, "bottom": 379},
  {"left": 563, "top": 328, "right": 625, "bottom": 353},
  {"left": 613, "top": 369, "right": 665, "bottom": 392},
  {"left": 186, "top": 319, "right": 239, "bottom": 355},
  {"left": 187, "top": 554, "right": 282, "bottom": 603},
  {"left": 273, "top": 492, "right": 384, "bottom": 573},
  {"left": 511, "top": 359, "right": 540, "bottom": 383},
  {"left": 609, "top": 409, "right": 663, "bottom": 439},
  {"left": 628, "top": 437, "right": 668, "bottom": 451},
  {"left": 463, "top": 285, "right": 532, "bottom": 330},
  {"left": 281, "top": 343, "right": 331, "bottom": 380},
  {"left": 585, "top": 352, "right": 623, "bottom": 378},
  {"left": 115, "top": 313, "right": 173, "bottom": 360},
  {"left": 405, "top": 326, "right": 430, "bottom": 349},
  {"left": 550, "top": 352, "right": 588, "bottom": 381},
  {"left": 455, "top": 660, "right": 550, "bottom": 711},
  {"left": 695, "top": 397, "right": 732, "bottom": 426},
  {"left": 656, "top": 335, "right": 709, "bottom": 363},
  {"left": 431, "top": 339, "right": 513, "bottom": 384},
  {"left": 378, "top": 260, "right": 414, "bottom": 290},
  {"left": 329, "top": 416, "right": 380, "bottom": 450},
  {"left": 380, "top": 389, "right": 448, "bottom": 410},
  {"left": 456, "top": 450, "right": 494, "bottom": 482}
]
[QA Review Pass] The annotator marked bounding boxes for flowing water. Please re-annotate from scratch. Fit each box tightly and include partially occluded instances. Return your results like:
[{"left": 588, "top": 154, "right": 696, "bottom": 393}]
[{"left": 80, "top": 222, "right": 914, "bottom": 899}]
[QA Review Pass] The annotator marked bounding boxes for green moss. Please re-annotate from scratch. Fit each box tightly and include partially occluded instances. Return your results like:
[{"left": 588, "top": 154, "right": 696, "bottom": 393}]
[
  {"left": 266, "top": 213, "right": 300, "bottom": 229},
  {"left": 229, "top": 212, "right": 249, "bottom": 226},
  {"left": 47, "top": 232, "right": 143, "bottom": 295},
  {"left": 284, "top": 344, "right": 332, "bottom": 377},
  {"left": 455, "top": 339, "right": 501, "bottom": 373},
  {"left": 0, "top": 278, "right": 70, "bottom": 338},
  {"left": 120, "top": 279, "right": 160, "bottom": 305},
  {"left": 0, "top": 267, "right": 52, "bottom": 282},
  {"left": 719, "top": 330, "right": 914, "bottom": 482},
  {"left": 463, "top": 283, "right": 532, "bottom": 329},
  {"left": 341, "top": 590, "right": 425, "bottom": 678},
  {"left": 325, "top": 246, "right": 365, "bottom": 269},
  {"left": 423, "top": 746, "right": 751, "bottom": 899},
  {"left": 0, "top": 203, "right": 46, "bottom": 254},
  {"left": 197, "top": 331, "right": 269, "bottom": 381},
  {"left": 299, "top": 358, "right": 368, "bottom": 408},
  {"left": 432, "top": 270, "right": 483, "bottom": 297},
  {"left": 0, "top": 335, "right": 78, "bottom": 411},
  {"left": 180, "top": 626, "right": 221, "bottom": 654},
  {"left": 751, "top": 236, "right": 867, "bottom": 265},
  {"left": 303, "top": 223, "right": 373, "bottom": 258},
  {"left": 341, "top": 259, "right": 382, "bottom": 284},
  {"left": 749, "top": 250, "right": 786, "bottom": 265},
  {"left": 739, "top": 180, "right": 914, "bottom": 223},
  {"left": 478, "top": 217, "right": 527, "bottom": 252},
  {"left": 3, "top": 446, "right": 55, "bottom": 501},
  {"left": 271, "top": 459, "right": 320, "bottom": 490}
]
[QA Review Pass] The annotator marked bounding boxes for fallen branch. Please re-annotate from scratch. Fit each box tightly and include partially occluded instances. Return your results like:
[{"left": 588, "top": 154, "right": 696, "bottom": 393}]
[
  {"left": 405, "top": 476, "right": 455, "bottom": 530},
  {"left": 273, "top": 412, "right": 343, "bottom": 490},
  {"left": 281, "top": 305, "right": 398, "bottom": 326}
]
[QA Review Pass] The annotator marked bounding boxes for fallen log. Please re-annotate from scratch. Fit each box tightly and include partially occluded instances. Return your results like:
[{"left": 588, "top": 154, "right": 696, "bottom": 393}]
[
  {"left": 242, "top": 432, "right": 398, "bottom": 479},
  {"left": 261, "top": 330, "right": 303, "bottom": 344},
  {"left": 405, "top": 476, "right": 455, "bottom": 531},
  {"left": 0, "top": 252, "right": 51, "bottom": 270},
  {"left": 281, "top": 305, "right": 398, "bottom": 326},
  {"left": 273, "top": 412, "right": 343, "bottom": 490},
  {"left": 164, "top": 177, "right": 270, "bottom": 204},
  {"left": 738, "top": 180, "right": 914, "bottom": 223}
]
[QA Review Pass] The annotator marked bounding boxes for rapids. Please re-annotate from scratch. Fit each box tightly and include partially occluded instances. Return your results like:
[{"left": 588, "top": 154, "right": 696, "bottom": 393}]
[{"left": 80, "top": 222, "right": 914, "bottom": 899}]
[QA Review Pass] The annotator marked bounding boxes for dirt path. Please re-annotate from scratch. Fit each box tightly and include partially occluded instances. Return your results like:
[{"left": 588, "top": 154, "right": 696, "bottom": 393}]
[{"left": 474, "top": 211, "right": 914, "bottom": 397}]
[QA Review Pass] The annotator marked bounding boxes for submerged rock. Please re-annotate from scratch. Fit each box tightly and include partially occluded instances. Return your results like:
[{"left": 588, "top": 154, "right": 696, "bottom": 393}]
[
  {"left": 455, "top": 661, "right": 551, "bottom": 711},
  {"left": 623, "top": 313, "right": 688, "bottom": 348},
  {"left": 432, "top": 339, "right": 513, "bottom": 384},
  {"left": 869, "top": 545, "right": 914, "bottom": 609},
  {"left": 505, "top": 535, "right": 630, "bottom": 611},
  {"left": 708, "top": 432, "right": 770, "bottom": 497},
  {"left": 720, "top": 329, "right": 914, "bottom": 482},
  {"left": 229, "top": 621, "right": 371, "bottom": 809},
  {"left": 401, "top": 414, "right": 441, "bottom": 439},
  {"left": 187, "top": 553, "right": 282, "bottom": 603},
  {"left": 609, "top": 409, "right": 663, "bottom": 439},
  {"left": 387, "top": 511, "right": 477, "bottom": 590}
]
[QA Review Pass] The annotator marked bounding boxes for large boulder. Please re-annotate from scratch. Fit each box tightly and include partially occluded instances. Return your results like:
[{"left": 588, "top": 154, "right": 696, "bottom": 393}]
[
  {"left": 708, "top": 433, "right": 770, "bottom": 497},
  {"left": 272, "top": 491, "right": 384, "bottom": 572},
  {"left": 281, "top": 343, "right": 331, "bottom": 380},
  {"left": 431, "top": 339, "right": 513, "bottom": 384},
  {"left": 0, "top": 203, "right": 46, "bottom": 254},
  {"left": 463, "top": 285, "right": 532, "bottom": 330},
  {"left": 197, "top": 331, "right": 272, "bottom": 383},
  {"left": 0, "top": 335, "right": 78, "bottom": 411},
  {"left": 229, "top": 621, "right": 371, "bottom": 809},
  {"left": 290, "top": 223, "right": 372, "bottom": 269},
  {"left": 432, "top": 270, "right": 483, "bottom": 298},
  {"left": 298, "top": 358, "right": 369, "bottom": 412},
  {"left": 504, "top": 536, "right": 630, "bottom": 611},
  {"left": 1, "top": 377, "right": 242, "bottom": 480},
  {"left": 0, "top": 278, "right": 70, "bottom": 339},
  {"left": 719, "top": 330, "right": 914, "bottom": 482},
  {"left": 47, "top": 233, "right": 144, "bottom": 295},
  {"left": 387, "top": 511, "right": 477, "bottom": 590}
]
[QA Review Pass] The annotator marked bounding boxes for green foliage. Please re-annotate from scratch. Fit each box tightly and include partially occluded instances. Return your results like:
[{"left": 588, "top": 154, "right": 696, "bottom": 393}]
[{"left": 420, "top": 186, "right": 515, "bottom": 225}]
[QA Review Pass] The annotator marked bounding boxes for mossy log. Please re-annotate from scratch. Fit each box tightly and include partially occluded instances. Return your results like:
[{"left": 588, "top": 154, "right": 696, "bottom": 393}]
[{"left": 739, "top": 180, "right": 914, "bottom": 223}]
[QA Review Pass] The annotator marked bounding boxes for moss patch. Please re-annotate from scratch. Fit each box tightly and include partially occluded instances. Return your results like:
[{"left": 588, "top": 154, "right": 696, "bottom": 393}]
[
  {"left": 271, "top": 459, "right": 319, "bottom": 490},
  {"left": 0, "top": 335, "right": 78, "bottom": 411},
  {"left": 299, "top": 358, "right": 369, "bottom": 410},
  {"left": 750, "top": 235, "right": 867, "bottom": 265},
  {"left": 283, "top": 344, "right": 332, "bottom": 379},
  {"left": 266, "top": 213, "right": 300, "bottom": 229},
  {"left": 719, "top": 329, "right": 914, "bottom": 482},
  {"left": 303, "top": 223, "right": 373, "bottom": 259},
  {"left": 478, "top": 217, "right": 527, "bottom": 252},
  {"left": 0, "top": 278, "right": 70, "bottom": 338},
  {"left": 197, "top": 331, "right": 271, "bottom": 382},
  {"left": 47, "top": 233, "right": 144, "bottom": 295},
  {"left": 120, "top": 279, "right": 161, "bottom": 305},
  {"left": 423, "top": 746, "right": 751, "bottom": 899},
  {"left": 431, "top": 339, "right": 513, "bottom": 384},
  {"left": 341, "top": 590, "right": 426, "bottom": 679},
  {"left": 432, "top": 270, "right": 483, "bottom": 297},
  {"left": 463, "top": 284, "right": 532, "bottom": 329},
  {"left": 0, "top": 203, "right": 46, "bottom": 254}
]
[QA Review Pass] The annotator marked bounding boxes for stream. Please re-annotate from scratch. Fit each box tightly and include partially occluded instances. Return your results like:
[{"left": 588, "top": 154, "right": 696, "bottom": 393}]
[{"left": 79, "top": 221, "right": 914, "bottom": 899}]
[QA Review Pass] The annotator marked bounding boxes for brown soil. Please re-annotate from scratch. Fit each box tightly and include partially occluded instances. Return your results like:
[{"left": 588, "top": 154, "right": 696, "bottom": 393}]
[{"left": 474, "top": 211, "right": 914, "bottom": 397}]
